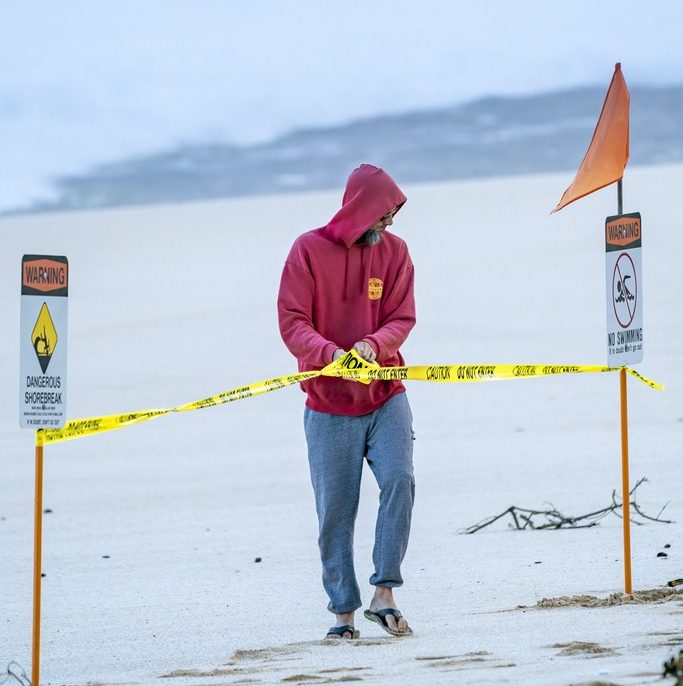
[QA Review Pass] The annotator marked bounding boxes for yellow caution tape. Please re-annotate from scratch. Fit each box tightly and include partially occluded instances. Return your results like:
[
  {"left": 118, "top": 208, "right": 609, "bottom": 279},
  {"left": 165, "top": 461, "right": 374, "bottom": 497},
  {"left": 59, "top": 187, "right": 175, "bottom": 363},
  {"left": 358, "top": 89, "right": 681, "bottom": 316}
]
[
  {"left": 324, "top": 355, "right": 665, "bottom": 391},
  {"left": 36, "top": 350, "right": 663, "bottom": 447},
  {"left": 36, "top": 370, "right": 319, "bottom": 446}
]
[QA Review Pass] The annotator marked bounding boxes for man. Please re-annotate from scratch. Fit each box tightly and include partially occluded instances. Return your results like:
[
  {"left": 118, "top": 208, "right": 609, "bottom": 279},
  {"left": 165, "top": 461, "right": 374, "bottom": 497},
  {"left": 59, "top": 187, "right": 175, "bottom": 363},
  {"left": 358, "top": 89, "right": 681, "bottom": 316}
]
[{"left": 277, "top": 164, "right": 416, "bottom": 639}]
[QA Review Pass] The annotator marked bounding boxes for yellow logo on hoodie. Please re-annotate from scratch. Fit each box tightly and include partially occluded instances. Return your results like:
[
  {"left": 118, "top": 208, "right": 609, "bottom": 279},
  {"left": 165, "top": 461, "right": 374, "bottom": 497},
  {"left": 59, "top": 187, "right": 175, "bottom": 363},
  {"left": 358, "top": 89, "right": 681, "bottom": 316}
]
[{"left": 368, "top": 278, "right": 383, "bottom": 300}]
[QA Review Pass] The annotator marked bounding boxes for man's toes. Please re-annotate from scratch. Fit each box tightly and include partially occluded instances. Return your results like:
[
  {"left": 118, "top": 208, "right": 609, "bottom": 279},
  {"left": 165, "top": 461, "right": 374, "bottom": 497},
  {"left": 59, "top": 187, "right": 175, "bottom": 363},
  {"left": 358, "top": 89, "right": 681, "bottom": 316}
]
[{"left": 386, "top": 615, "right": 411, "bottom": 633}]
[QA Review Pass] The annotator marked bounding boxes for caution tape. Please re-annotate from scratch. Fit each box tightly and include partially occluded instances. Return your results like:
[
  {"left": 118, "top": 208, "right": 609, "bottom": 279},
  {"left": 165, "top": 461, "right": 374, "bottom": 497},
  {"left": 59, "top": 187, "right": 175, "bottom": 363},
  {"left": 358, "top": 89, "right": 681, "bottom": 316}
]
[
  {"left": 36, "top": 369, "right": 319, "bottom": 446},
  {"left": 36, "top": 350, "right": 663, "bottom": 446},
  {"left": 329, "top": 358, "right": 664, "bottom": 390}
]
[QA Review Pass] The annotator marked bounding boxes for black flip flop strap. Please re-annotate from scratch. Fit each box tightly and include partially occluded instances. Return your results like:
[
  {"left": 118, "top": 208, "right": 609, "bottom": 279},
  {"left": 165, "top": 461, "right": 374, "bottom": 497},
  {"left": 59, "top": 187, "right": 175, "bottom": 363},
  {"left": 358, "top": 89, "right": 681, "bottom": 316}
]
[
  {"left": 327, "top": 624, "right": 356, "bottom": 637},
  {"left": 376, "top": 608, "right": 402, "bottom": 619}
]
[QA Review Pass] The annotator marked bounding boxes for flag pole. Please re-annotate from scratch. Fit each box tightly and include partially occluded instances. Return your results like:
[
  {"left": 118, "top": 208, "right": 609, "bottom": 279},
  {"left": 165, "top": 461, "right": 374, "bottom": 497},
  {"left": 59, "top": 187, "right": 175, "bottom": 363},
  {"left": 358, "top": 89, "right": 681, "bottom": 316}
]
[
  {"left": 618, "top": 179, "right": 623, "bottom": 214},
  {"left": 617, "top": 178, "right": 633, "bottom": 595}
]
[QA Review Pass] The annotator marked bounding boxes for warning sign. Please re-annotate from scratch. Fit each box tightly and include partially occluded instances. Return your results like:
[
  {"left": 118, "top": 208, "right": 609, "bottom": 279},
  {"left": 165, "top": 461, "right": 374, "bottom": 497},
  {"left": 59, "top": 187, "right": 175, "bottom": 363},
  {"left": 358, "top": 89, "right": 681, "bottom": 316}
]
[
  {"left": 20, "top": 255, "right": 68, "bottom": 429},
  {"left": 605, "top": 213, "right": 643, "bottom": 367}
]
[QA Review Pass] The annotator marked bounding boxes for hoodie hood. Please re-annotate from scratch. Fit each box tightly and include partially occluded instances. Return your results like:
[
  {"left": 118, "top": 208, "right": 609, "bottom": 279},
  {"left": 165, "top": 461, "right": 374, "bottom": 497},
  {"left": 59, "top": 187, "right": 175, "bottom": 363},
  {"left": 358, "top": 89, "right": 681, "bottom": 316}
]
[{"left": 323, "top": 164, "right": 407, "bottom": 248}]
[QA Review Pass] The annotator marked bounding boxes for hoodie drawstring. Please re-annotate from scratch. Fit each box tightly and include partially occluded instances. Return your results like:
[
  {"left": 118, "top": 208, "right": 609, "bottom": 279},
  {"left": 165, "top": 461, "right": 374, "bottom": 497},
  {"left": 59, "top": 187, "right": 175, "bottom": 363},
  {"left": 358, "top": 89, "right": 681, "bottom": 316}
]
[
  {"left": 343, "top": 244, "right": 374, "bottom": 302},
  {"left": 360, "top": 245, "right": 373, "bottom": 297},
  {"left": 343, "top": 249, "right": 350, "bottom": 302},
  {"left": 360, "top": 248, "right": 365, "bottom": 296}
]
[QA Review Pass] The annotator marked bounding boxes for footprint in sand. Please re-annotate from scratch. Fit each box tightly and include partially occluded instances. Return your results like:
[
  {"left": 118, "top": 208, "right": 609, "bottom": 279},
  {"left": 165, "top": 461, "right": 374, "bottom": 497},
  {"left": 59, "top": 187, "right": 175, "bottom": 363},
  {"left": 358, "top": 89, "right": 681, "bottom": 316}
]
[
  {"left": 536, "top": 587, "right": 680, "bottom": 609},
  {"left": 550, "top": 641, "right": 618, "bottom": 657},
  {"left": 415, "top": 651, "right": 515, "bottom": 670},
  {"left": 282, "top": 676, "right": 364, "bottom": 683}
]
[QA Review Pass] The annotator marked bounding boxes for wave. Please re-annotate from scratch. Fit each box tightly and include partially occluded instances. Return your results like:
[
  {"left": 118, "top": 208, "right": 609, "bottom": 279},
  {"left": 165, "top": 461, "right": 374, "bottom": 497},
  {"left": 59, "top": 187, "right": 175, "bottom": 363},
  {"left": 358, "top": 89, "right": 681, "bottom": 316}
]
[{"left": 5, "top": 84, "right": 683, "bottom": 215}]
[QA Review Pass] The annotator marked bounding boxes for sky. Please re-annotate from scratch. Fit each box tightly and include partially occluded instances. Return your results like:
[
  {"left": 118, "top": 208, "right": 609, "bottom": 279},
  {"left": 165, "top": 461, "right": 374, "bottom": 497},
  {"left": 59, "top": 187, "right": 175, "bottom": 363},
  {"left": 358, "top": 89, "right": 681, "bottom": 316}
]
[{"left": 2, "top": 0, "right": 683, "bottom": 210}]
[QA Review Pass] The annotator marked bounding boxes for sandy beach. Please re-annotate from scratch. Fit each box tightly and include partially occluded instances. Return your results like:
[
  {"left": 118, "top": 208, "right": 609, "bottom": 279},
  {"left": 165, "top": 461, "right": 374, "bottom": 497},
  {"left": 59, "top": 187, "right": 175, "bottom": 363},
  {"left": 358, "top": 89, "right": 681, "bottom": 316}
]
[{"left": 2, "top": 165, "right": 682, "bottom": 685}]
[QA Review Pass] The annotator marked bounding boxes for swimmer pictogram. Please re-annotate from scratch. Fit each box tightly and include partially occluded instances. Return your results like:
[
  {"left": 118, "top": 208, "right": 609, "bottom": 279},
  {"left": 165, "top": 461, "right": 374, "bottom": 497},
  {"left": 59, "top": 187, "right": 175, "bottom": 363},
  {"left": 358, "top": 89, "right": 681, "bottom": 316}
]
[
  {"left": 612, "top": 252, "right": 637, "bottom": 329},
  {"left": 31, "top": 303, "right": 58, "bottom": 373},
  {"left": 615, "top": 275, "right": 634, "bottom": 303}
]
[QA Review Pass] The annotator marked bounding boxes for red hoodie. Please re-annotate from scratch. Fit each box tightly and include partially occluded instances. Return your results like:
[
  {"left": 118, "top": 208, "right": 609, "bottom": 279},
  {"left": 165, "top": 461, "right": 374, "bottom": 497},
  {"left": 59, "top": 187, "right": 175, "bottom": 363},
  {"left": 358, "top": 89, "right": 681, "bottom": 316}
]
[{"left": 278, "top": 164, "right": 416, "bottom": 416}]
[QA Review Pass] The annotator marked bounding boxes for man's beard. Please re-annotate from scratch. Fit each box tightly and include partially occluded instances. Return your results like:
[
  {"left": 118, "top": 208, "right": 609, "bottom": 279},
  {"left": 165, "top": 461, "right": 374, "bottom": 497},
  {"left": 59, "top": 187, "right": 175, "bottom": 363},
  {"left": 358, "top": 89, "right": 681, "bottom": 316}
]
[{"left": 356, "top": 229, "right": 383, "bottom": 246}]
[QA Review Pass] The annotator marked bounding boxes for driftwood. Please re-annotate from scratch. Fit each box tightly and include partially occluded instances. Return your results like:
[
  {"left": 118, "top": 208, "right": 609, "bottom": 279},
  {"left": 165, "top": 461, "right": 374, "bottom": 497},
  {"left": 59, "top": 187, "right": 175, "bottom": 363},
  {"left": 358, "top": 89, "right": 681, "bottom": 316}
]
[
  {"left": 0, "top": 662, "right": 30, "bottom": 686},
  {"left": 461, "top": 477, "right": 672, "bottom": 534},
  {"left": 663, "top": 650, "right": 683, "bottom": 685}
]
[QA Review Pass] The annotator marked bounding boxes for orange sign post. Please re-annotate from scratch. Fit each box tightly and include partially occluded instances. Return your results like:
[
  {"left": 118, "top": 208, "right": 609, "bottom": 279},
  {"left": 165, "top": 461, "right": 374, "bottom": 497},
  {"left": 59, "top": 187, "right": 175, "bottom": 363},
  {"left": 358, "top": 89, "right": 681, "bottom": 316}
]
[
  {"left": 620, "top": 368, "right": 632, "bottom": 594},
  {"left": 32, "top": 444, "right": 45, "bottom": 686},
  {"left": 616, "top": 200, "right": 633, "bottom": 595}
]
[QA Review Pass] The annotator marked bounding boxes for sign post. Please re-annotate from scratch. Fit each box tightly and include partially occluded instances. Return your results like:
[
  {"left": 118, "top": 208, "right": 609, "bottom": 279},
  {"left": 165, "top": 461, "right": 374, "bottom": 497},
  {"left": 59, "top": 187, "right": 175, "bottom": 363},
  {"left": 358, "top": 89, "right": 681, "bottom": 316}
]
[
  {"left": 605, "top": 205, "right": 642, "bottom": 595},
  {"left": 20, "top": 255, "right": 69, "bottom": 686}
]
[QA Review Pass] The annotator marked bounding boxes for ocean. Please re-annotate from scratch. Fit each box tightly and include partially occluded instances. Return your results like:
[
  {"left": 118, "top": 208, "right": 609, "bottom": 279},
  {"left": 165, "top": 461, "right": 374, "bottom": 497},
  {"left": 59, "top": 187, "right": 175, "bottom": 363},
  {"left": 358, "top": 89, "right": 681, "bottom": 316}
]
[{"left": 5, "top": 84, "right": 683, "bottom": 215}]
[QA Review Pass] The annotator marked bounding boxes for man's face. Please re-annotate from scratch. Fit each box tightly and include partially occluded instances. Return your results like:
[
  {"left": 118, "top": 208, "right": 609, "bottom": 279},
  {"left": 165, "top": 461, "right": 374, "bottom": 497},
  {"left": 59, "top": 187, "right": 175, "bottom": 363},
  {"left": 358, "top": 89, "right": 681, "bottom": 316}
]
[
  {"left": 359, "top": 206, "right": 400, "bottom": 245},
  {"left": 371, "top": 206, "right": 399, "bottom": 232}
]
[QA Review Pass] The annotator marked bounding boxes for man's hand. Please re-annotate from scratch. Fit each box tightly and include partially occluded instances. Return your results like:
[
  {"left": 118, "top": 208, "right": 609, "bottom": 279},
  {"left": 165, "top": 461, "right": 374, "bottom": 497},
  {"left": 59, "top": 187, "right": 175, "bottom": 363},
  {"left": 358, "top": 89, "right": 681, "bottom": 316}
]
[
  {"left": 353, "top": 340, "right": 377, "bottom": 363},
  {"left": 332, "top": 348, "right": 346, "bottom": 362}
]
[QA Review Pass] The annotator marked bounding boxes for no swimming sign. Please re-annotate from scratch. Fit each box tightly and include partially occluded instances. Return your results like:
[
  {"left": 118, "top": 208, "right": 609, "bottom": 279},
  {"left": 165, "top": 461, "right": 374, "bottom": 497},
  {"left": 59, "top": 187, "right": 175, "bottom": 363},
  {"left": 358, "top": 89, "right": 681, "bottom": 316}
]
[{"left": 605, "top": 214, "right": 643, "bottom": 367}]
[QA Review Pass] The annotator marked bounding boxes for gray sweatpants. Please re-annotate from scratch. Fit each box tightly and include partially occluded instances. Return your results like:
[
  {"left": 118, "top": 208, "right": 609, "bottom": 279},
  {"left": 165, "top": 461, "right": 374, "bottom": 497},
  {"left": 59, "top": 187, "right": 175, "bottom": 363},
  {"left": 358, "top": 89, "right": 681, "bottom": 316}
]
[{"left": 304, "top": 392, "right": 415, "bottom": 614}]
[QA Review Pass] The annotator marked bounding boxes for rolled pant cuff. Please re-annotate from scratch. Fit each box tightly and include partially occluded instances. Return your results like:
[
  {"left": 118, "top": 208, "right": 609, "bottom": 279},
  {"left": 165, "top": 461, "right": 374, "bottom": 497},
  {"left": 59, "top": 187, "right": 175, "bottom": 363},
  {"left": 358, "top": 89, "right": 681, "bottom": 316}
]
[{"left": 369, "top": 578, "right": 403, "bottom": 588}]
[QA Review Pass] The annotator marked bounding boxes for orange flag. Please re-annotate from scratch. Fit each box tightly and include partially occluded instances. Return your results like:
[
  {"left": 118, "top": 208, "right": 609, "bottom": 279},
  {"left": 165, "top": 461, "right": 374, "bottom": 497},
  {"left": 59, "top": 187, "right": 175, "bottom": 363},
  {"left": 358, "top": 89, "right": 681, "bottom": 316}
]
[{"left": 552, "top": 63, "right": 630, "bottom": 213}]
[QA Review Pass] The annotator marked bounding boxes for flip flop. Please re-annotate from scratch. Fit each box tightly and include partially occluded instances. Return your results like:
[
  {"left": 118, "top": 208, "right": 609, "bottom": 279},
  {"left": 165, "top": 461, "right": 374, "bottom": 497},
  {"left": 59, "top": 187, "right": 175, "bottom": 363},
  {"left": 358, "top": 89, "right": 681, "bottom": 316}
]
[
  {"left": 363, "top": 608, "right": 413, "bottom": 637},
  {"left": 324, "top": 624, "right": 360, "bottom": 640}
]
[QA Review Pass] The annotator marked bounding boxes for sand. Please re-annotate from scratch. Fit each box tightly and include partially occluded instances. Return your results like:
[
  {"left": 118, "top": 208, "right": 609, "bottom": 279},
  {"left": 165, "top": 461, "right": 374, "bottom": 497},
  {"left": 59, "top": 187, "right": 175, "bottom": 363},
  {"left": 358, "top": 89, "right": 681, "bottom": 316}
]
[{"left": 2, "top": 164, "right": 682, "bottom": 685}]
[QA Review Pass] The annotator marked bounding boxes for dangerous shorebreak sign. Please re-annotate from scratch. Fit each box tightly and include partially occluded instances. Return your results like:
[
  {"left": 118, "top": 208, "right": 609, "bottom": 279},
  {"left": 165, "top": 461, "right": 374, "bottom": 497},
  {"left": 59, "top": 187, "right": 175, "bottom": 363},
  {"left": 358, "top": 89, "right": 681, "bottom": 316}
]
[
  {"left": 605, "top": 213, "right": 643, "bottom": 367},
  {"left": 20, "top": 255, "right": 69, "bottom": 428}
]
